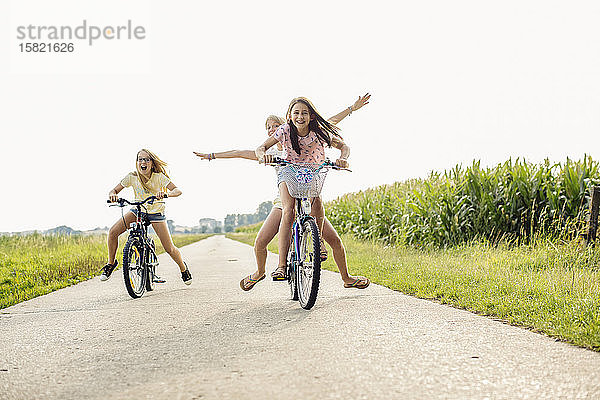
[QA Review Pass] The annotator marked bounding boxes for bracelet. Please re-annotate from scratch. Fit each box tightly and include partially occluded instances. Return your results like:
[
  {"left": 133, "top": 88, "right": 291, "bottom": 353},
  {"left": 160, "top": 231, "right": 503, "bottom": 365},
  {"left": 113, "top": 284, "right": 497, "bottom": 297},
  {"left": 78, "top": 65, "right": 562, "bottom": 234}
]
[
  {"left": 209, "top": 152, "right": 215, "bottom": 161},
  {"left": 347, "top": 106, "right": 353, "bottom": 116}
]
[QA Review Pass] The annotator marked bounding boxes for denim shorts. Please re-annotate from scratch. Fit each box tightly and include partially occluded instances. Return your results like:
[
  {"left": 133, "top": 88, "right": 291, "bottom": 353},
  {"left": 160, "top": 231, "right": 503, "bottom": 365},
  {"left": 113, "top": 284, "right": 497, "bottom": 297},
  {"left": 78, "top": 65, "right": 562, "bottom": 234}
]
[{"left": 131, "top": 208, "right": 166, "bottom": 222}]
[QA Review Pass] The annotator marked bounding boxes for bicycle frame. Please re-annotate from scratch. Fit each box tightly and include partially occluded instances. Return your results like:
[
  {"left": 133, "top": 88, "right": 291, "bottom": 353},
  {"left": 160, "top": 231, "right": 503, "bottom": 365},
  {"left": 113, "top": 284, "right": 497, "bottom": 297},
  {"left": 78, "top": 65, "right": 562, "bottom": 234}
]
[
  {"left": 290, "top": 199, "right": 312, "bottom": 264},
  {"left": 118, "top": 199, "right": 155, "bottom": 260},
  {"left": 129, "top": 204, "right": 152, "bottom": 247},
  {"left": 269, "top": 157, "right": 349, "bottom": 262},
  {"left": 108, "top": 196, "right": 163, "bottom": 298},
  {"left": 267, "top": 158, "right": 350, "bottom": 309}
]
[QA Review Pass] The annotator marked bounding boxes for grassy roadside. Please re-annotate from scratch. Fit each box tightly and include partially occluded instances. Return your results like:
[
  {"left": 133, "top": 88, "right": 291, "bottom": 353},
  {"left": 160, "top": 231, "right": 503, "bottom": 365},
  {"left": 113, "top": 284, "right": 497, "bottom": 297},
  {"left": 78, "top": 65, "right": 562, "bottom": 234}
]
[
  {"left": 0, "top": 233, "right": 211, "bottom": 309},
  {"left": 227, "top": 229, "right": 600, "bottom": 351}
]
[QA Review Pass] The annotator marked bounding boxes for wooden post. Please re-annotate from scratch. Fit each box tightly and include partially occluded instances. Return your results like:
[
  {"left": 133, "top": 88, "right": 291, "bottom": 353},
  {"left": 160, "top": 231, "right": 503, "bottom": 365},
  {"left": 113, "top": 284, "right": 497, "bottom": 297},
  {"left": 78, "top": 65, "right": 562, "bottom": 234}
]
[{"left": 586, "top": 186, "right": 600, "bottom": 247}]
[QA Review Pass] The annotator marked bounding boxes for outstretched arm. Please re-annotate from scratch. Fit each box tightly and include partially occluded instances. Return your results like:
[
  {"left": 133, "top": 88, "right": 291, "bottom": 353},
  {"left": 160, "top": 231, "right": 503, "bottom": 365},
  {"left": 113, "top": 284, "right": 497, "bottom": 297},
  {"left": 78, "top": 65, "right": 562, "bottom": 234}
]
[
  {"left": 327, "top": 93, "right": 371, "bottom": 125},
  {"left": 193, "top": 150, "right": 257, "bottom": 161}
]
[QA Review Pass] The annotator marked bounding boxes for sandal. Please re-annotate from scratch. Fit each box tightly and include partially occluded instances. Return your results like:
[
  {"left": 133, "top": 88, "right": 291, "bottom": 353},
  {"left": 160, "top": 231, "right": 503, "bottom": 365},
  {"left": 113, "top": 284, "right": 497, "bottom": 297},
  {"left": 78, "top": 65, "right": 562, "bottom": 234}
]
[
  {"left": 320, "top": 239, "right": 328, "bottom": 261},
  {"left": 240, "top": 274, "right": 265, "bottom": 291},
  {"left": 344, "top": 276, "right": 370, "bottom": 289},
  {"left": 271, "top": 266, "right": 287, "bottom": 281}
]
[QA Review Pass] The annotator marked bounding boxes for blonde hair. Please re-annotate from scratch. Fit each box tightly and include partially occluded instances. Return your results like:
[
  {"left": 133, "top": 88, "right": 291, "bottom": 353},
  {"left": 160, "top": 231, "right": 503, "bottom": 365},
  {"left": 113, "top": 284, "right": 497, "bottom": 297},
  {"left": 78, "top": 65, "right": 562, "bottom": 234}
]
[
  {"left": 265, "top": 115, "right": 285, "bottom": 129},
  {"left": 134, "top": 149, "right": 170, "bottom": 192}
]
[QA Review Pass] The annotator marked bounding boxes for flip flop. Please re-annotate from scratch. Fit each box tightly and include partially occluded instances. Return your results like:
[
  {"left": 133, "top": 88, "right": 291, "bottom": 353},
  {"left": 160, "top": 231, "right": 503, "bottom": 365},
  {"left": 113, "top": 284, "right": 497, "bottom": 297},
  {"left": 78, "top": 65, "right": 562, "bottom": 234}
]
[
  {"left": 320, "top": 239, "right": 328, "bottom": 261},
  {"left": 271, "top": 266, "right": 287, "bottom": 281},
  {"left": 344, "top": 277, "right": 370, "bottom": 289},
  {"left": 240, "top": 274, "right": 265, "bottom": 291}
]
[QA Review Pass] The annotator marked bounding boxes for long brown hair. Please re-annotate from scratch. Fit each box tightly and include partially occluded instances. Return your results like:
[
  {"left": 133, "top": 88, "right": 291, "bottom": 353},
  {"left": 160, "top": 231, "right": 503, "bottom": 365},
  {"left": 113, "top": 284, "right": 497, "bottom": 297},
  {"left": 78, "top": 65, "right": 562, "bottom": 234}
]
[
  {"left": 134, "top": 149, "right": 169, "bottom": 192},
  {"left": 285, "top": 97, "right": 340, "bottom": 155}
]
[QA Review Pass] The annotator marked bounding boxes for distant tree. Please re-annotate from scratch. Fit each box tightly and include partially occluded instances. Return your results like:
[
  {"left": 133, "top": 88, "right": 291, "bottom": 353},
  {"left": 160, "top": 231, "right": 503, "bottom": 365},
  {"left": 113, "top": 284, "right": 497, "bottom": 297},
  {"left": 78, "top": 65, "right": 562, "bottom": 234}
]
[
  {"left": 214, "top": 226, "right": 222, "bottom": 233},
  {"left": 222, "top": 201, "right": 274, "bottom": 229},
  {"left": 167, "top": 220, "right": 175, "bottom": 234},
  {"left": 200, "top": 225, "right": 208, "bottom": 233},
  {"left": 224, "top": 214, "right": 236, "bottom": 227},
  {"left": 257, "top": 201, "right": 273, "bottom": 220}
]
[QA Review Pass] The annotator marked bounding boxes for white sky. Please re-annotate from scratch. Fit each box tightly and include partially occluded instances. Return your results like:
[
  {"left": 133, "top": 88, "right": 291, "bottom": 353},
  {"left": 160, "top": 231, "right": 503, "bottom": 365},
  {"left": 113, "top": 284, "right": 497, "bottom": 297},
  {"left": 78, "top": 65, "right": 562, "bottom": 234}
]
[{"left": 1, "top": 0, "right": 599, "bottom": 232}]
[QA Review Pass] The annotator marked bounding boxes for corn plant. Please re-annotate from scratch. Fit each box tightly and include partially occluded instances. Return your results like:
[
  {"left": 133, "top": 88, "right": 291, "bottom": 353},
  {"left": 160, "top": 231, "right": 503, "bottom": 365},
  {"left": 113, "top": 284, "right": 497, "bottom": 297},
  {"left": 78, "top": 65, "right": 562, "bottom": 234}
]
[{"left": 327, "top": 156, "right": 600, "bottom": 247}]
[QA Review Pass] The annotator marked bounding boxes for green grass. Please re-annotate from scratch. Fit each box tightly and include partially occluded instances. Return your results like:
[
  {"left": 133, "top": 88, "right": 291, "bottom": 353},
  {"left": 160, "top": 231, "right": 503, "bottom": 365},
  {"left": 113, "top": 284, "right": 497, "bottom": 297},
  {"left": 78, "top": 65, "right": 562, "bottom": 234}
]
[
  {"left": 0, "top": 233, "right": 211, "bottom": 309},
  {"left": 228, "top": 226, "right": 600, "bottom": 351}
]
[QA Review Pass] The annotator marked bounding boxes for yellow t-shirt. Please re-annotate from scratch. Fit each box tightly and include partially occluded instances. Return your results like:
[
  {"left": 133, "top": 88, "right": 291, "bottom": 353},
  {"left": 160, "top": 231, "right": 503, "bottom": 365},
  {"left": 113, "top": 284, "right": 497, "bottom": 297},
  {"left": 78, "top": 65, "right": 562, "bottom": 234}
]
[{"left": 120, "top": 172, "right": 171, "bottom": 214}]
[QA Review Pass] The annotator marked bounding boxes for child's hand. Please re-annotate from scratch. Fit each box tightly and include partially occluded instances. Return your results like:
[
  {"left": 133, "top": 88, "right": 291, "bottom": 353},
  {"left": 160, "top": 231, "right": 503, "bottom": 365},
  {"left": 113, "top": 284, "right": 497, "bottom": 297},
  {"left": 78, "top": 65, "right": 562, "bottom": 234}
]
[
  {"left": 156, "top": 191, "right": 168, "bottom": 200},
  {"left": 335, "top": 158, "right": 349, "bottom": 169},
  {"left": 263, "top": 154, "right": 275, "bottom": 164},
  {"left": 256, "top": 147, "right": 266, "bottom": 163},
  {"left": 108, "top": 192, "right": 119, "bottom": 203},
  {"left": 352, "top": 93, "right": 371, "bottom": 112},
  {"left": 193, "top": 151, "right": 211, "bottom": 160}
]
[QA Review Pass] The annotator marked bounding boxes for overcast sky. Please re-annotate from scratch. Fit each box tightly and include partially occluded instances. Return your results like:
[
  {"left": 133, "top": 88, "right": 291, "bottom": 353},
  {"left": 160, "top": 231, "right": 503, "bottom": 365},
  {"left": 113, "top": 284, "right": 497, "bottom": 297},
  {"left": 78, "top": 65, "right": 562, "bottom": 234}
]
[{"left": 1, "top": 0, "right": 599, "bottom": 232}]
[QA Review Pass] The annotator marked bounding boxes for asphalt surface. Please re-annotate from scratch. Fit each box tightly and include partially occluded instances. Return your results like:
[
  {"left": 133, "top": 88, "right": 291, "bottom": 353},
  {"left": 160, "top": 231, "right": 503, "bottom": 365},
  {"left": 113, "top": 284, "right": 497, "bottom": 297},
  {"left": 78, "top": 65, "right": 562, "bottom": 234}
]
[{"left": 1, "top": 235, "right": 599, "bottom": 400}]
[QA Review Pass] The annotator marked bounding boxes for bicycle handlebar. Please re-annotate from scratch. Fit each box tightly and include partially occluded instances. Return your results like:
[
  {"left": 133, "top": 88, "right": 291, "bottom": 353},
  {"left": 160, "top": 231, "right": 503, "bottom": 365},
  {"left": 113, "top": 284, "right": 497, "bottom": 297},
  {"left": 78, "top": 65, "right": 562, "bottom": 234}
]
[
  {"left": 265, "top": 157, "right": 352, "bottom": 172},
  {"left": 106, "top": 195, "right": 167, "bottom": 206}
]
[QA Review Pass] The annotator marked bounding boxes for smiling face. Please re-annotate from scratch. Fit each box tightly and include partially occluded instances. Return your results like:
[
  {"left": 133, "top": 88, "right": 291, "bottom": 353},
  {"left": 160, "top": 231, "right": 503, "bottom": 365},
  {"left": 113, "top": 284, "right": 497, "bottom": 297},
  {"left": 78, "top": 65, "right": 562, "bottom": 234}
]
[
  {"left": 266, "top": 118, "right": 282, "bottom": 136},
  {"left": 289, "top": 102, "right": 312, "bottom": 133},
  {"left": 136, "top": 150, "right": 153, "bottom": 177}
]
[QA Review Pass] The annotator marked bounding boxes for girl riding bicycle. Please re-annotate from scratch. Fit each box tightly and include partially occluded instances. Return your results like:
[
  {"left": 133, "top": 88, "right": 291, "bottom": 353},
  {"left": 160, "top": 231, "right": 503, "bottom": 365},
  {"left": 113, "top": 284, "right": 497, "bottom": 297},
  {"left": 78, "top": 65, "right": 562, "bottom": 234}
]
[
  {"left": 194, "top": 95, "right": 370, "bottom": 290},
  {"left": 255, "top": 97, "right": 363, "bottom": 287},
  {"left": 101, "top": 149, "right": 192, "bottom": 285}
]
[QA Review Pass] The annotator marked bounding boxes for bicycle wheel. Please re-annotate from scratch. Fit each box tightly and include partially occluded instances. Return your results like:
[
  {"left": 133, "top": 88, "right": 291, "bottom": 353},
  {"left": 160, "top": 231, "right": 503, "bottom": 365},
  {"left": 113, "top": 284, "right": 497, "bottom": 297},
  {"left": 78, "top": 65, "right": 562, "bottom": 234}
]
[
  {"left": 145, "top": 239, "right": 157, "bottom": 292},
  {"left": 122, "top": 238, "right": 146, "bottom": 299},
  {"left": 296, "top": 217, "right": 321, "bottom": 309},
  {"left": 287, "top": 239, "right": 298, "bottom": 301}
]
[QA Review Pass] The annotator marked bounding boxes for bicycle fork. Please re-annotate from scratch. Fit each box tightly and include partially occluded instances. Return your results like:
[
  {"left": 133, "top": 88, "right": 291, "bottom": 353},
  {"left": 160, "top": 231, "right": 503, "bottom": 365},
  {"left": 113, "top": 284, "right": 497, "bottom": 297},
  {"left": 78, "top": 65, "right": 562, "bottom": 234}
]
[
  {"left": 293, "top": 222, "right": 301, "bottom": 261},
  {"left": 292, "top": 198, "right": 310, "bottom": 259}
]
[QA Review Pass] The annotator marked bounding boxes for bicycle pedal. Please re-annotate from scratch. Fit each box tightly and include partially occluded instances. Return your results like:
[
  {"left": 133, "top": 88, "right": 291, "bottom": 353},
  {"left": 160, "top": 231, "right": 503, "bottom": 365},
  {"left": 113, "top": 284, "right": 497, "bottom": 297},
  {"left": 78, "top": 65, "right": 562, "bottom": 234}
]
[{"left": 152, "top": 277, "right": 167, "bottom": 283}]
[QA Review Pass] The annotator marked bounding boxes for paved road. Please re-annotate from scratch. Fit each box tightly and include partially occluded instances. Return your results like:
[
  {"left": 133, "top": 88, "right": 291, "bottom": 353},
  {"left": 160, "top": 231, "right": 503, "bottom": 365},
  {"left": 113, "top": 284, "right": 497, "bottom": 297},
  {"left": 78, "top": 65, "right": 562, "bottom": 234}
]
[{"left": 1, "top": 235, "right": 599, "bottom": 399}]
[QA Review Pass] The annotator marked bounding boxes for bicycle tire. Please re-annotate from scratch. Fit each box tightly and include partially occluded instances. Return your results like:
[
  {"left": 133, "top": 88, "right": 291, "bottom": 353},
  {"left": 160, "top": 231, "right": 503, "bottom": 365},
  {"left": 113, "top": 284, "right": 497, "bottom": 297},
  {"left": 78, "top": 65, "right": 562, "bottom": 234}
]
[
  {"left": 122, "top": 238, "right": 146, "bottom": 299},
  {"left": 296, "top": 217, "right": 321, "bottom": 309},
  {"left": 287, "top": 239, "right": 298, "bottom": 301},
  {"left": 145, "top": 239, "right": 157, "bottom": 292}
]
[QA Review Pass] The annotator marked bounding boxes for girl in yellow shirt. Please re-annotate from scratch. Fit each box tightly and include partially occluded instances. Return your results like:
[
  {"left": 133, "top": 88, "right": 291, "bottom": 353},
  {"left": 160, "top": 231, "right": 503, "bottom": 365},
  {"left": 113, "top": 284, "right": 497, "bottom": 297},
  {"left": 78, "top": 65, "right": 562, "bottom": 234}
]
[{"left": 101, "top": 149, "right": 192, "bottom": 285}]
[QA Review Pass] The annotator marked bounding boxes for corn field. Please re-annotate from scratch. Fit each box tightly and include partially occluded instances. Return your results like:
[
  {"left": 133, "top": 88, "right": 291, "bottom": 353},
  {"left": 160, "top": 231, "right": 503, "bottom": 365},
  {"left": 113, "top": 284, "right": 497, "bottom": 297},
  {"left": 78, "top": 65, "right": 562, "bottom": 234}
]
[{"left": 326, "top": 156, "right": 600, "bottom": 247}]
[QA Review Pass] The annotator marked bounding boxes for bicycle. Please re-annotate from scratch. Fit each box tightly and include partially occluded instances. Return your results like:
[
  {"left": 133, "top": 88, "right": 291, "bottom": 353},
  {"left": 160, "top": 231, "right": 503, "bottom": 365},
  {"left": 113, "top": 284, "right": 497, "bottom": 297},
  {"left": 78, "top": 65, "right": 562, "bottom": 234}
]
[
  {"left": 107, "top": 196, "right": 165, "bottom": 299},
  {"left": 267, "top": 157, "right": 350, "bottom": 309}
]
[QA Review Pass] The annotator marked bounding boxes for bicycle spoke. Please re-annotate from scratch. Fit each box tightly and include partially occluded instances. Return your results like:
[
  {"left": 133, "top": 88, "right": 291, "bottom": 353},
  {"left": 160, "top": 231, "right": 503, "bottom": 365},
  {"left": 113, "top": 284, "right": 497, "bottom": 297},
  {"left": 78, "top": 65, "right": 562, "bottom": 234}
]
[
  {"left": 123, "top": 239, "right": 146, "bottom": 298},
  {"left": 296, "top": 218, "right": 322, "bottom": 309}
]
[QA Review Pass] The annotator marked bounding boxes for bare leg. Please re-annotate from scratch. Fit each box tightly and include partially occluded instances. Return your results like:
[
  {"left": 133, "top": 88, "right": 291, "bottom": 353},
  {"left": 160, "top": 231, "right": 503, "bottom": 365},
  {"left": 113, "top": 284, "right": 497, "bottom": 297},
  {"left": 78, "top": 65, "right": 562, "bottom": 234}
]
[
  {"left": 311, "top": 196, "right": 325, "bottom": 234},
  {"left": 152, "top": 221, "right": 186, "bottom": 272},
  {"left": 278, "top": 183, "right": 295, "bottom": 270},
  {"left": 251, "top": 207, "right": 282, "bottom": 280},
  {"left": 322, "top": 218, "right": 369, "bottom": 288},
  {"left": 311, "top": 196, "right": 328, "bottom": 260},
  {"left": 322, "top": 217, "right": 360, "bottom": 285},
  {"left": 107, "top": 212, "right": 136, "bottom": 264}
]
